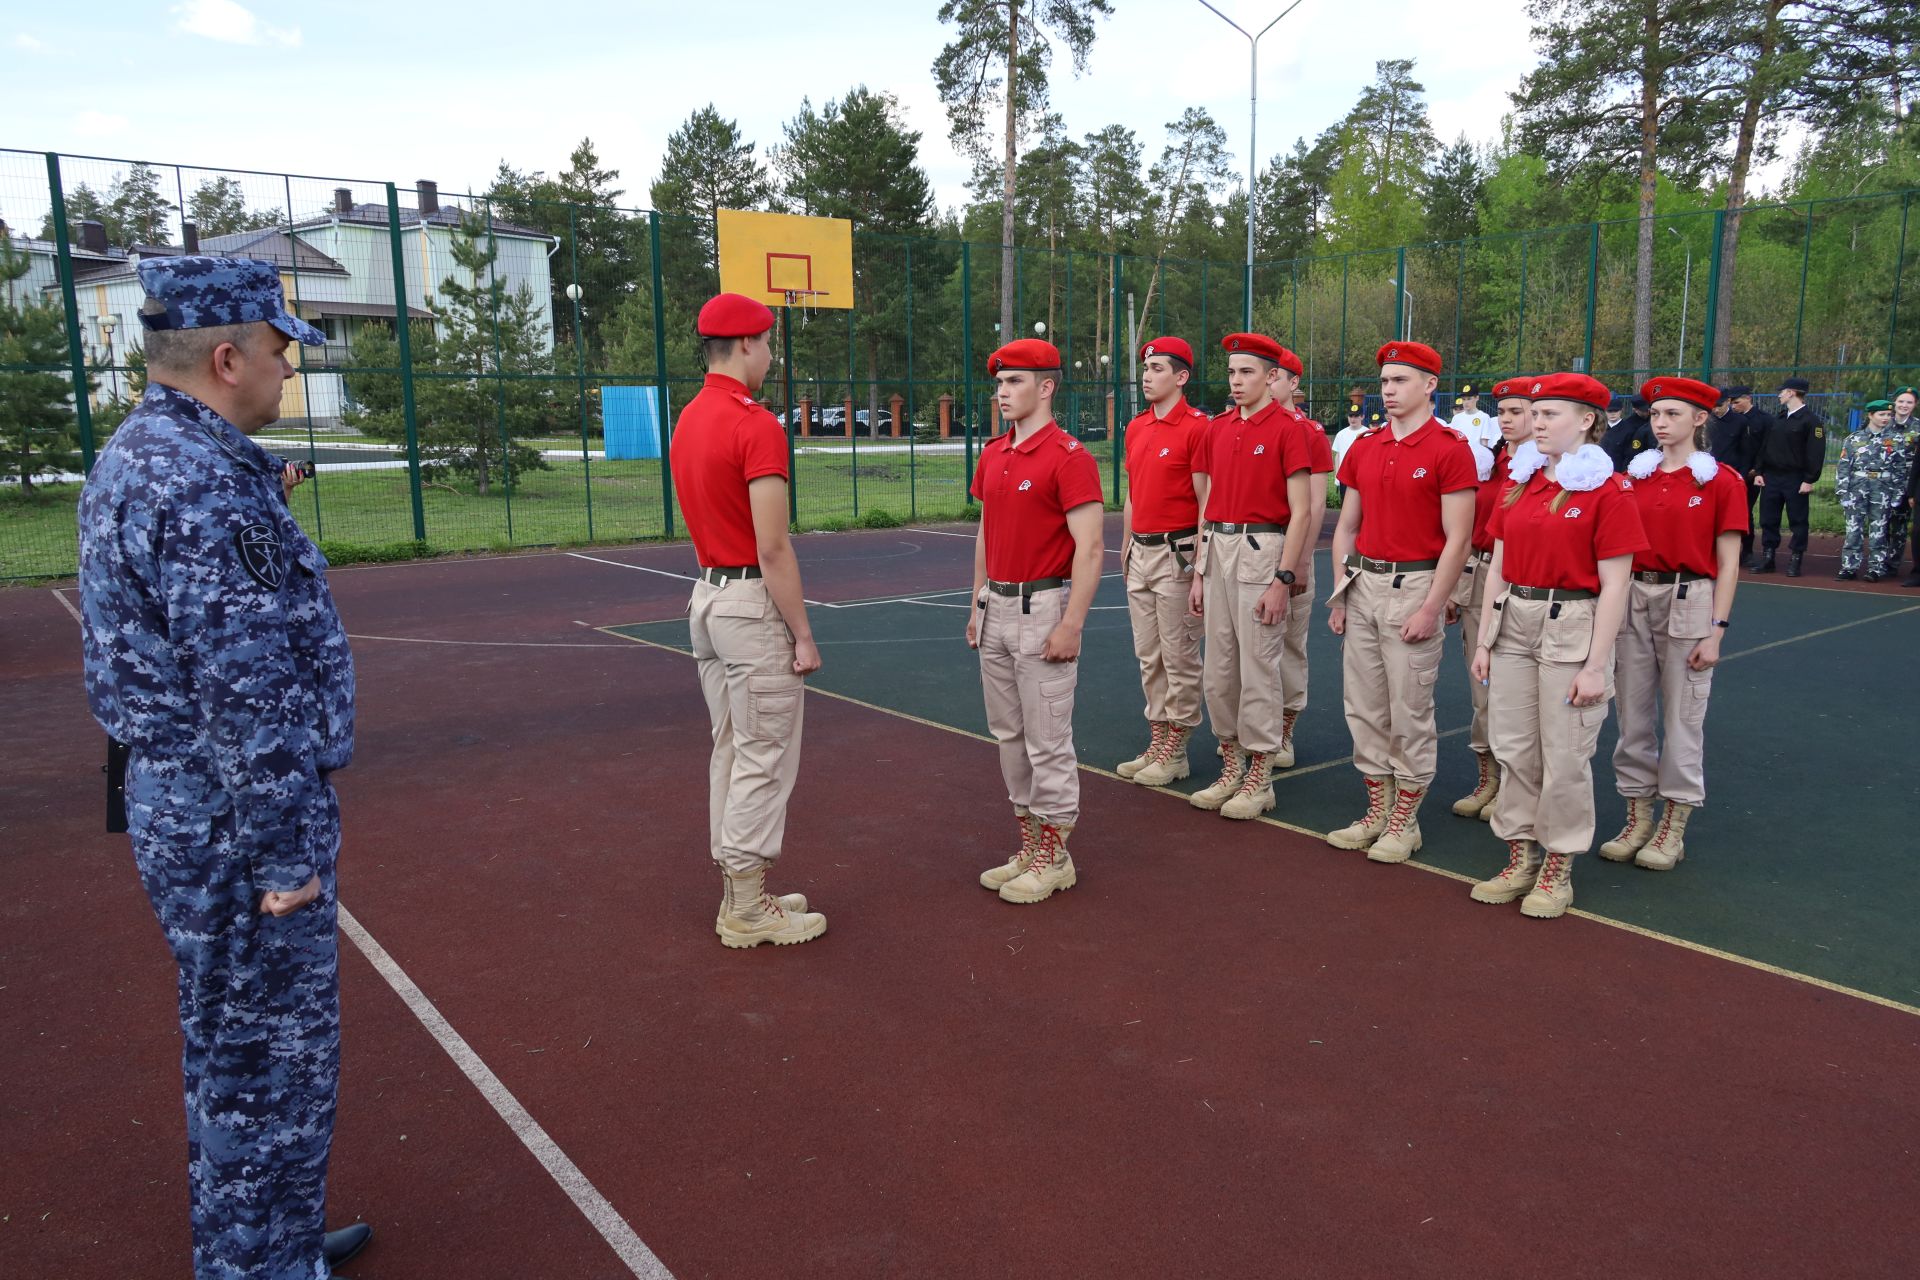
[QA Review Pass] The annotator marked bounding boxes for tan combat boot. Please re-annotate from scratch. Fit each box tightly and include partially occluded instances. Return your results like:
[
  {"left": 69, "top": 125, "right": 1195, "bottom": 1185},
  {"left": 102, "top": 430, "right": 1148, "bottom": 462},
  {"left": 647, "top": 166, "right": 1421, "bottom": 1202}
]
[
  {"left": 1117, "top": 722, "right": 1169, "bottom": 780},
  {"left": 980, "top": 808, "right": 1039, "bottom": 890},
  {"left": 1326, "top": 776, "right": 1396, "bottom": 849},
  {"left": 717, "top": 866, "right": 828, "bottom": 948},
  {"left": 1635, "top": 801, "right": 1692, "bottom": 871},
  {"left": 999, "top": 822, "right": 1077, "bottom": 903},
  {"left": 715, "top": 885, "right": 808, "bottom": 936},
  {"left": 1132, "top": 725, "right": 1193, "bottom": 787},
  {"left": 1274, "top": 709, "right": 1300, "bottom": 769},
  {"left": 1452, "top": 752, "right": 1499, "bottom": 817},
  {"left": 1366, "top": 785, "right": 1426, "bottom": 863},
  {"left": 1597, "top": 796, "right": 1656, "bottom": 861},
  {"left": 1190, "top": 740, "right": 1246, "bottom": 810},
  {"left": 1220, "top": 751, "right": 1276, "bottom": 820},
  {"left": 1470, "top": 839, "right": 1542, "bottom": 904},
  {"left": 1520, "top": 850, "right": 1575, "bottom": 919}
]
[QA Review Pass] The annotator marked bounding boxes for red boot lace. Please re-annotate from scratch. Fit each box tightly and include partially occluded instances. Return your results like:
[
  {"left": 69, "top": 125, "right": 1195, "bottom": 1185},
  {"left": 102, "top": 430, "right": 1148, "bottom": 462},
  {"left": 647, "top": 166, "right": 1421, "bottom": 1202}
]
[
  {"left": 1362, "top": 778, "right": 1390, "bottom": 825},
  {"left": 1153, "top": 725, "right": 1189, "bottom": 764},
  {"left": 1536, "top": 851, "right": 1569, "bottom": 891},
  {"left": 1029, "top": 824, "right": 1061, "bottom": 872},
  {"left": 1649, "top": 805, "right": 1676, "bottom": 848},
  {"left": 1382, "top": 788, "right": 1424, "bottom": 836},
  {"left": 1500, "top": 840, "right": 1531, "bottom": 878},
  {"left": 1235, "top": 752, "right": 1270, "bottom": 795},
  {"left": 1142, "top": 721, "right": 1169, "bottom": 761}
]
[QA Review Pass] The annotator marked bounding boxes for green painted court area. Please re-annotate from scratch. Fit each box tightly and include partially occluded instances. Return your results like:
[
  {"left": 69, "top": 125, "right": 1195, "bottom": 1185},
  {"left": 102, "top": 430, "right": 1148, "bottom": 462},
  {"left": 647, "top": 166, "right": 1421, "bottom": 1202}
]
[{"left": 612, "top": 551, "right": 1920, "bottom": 1009}]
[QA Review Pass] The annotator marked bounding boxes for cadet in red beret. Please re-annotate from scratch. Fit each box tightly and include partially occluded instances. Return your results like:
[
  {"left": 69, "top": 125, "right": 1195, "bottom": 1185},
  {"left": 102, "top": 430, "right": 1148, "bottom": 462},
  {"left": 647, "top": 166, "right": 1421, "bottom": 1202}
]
[
  {"left": 1186, "top": 333, "right": 1313, "bottom": 821},
  {"left": 669, "top": 292, "right": 827, "bottom": 947},
  {"left": 1449, "top": 376, "right": 1534, "bottom": 822},
  {"left": 1596, "top": 375, "right": 1746, "bottom": 872},
  {"left": 1115, "top": 337, "right": 1213, "bottom": 788},
  {"left": 1468, "top": 372, "right": 1648, "bottom": 918},
  {"left": 969, "top": 338, "right": 1105, "bottom": 904},
  {"left": 1324, "top": 341, "right": 1477, "bottom": 863}
]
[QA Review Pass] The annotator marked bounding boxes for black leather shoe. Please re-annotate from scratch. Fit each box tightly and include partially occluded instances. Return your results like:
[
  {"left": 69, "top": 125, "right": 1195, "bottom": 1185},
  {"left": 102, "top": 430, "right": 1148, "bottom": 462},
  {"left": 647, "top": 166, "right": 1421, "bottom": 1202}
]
[
  {"left": 1903, "top": 573, "right": 1920, "bottom": 587},
  {"left": 324, "top": 1224, "right": 373, "bottom": 1268},
  {"left": 1837, "top": 570, "right": 1857, "bottom": 580},
  {"left": 1751, "top": 552, "right": 1777, "bottom": 573},
  {"left": 1787, "top": 552, "right": 1804, "bottom": 577}
]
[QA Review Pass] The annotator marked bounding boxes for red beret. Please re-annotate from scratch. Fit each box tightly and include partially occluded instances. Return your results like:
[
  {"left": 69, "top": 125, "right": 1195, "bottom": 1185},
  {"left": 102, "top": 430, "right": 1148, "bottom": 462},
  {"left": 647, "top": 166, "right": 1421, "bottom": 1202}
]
[
  {"left": 987, "top": 338, "right": 1062, "bottom": 374},
  {"left": 1377, "top": 341, "right": 1442, "bottom": 376},
  {"left": 1490, "top": 377, "right": 1532, "bottom": 402},
  {"left": 1638, "top": 375, "right": 1718, "bottom": 411},
  {"left": 1139, "top": 336, "right": 1194, "bottom": 367},
  {"left": 1528, "top": 372, "right": 1611, "bottom": 410},
  {"left": 696, "top": 292, "right": 775, "bottom": 338},
  {"left": 1220, "top": 332, "right": 1285, "bottom": 366}
]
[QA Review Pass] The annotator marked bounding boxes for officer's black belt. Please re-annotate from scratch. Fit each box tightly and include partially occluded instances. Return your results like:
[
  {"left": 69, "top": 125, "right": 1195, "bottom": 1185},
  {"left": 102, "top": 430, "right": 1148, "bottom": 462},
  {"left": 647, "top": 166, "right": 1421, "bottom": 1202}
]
[
  {"left": 1507, "top": 584, "right": 1597, "bottom": 602},
  {"left": 1634, "top": 570, "right": 1711, "bottom": 585},
  {"left": 1131, "top": 527, "right": 1198, "bottom": 545},
  {"left": 700, "top": 565, "right": 763, "bottom": 585},
  {"left": 1346, "top": 554, "right": 1441, "bottom": 574},
  {"left": 986, "top": 577, "right": 1065, "bottom": 597},
  {"left": 1205, "top": 521, "right": 1284, "bottom": 535}
]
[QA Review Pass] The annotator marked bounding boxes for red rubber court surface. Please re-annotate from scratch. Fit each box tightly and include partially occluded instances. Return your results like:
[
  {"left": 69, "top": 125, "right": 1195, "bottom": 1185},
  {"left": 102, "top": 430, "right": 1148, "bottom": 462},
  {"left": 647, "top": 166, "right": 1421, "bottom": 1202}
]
[{"left": 3, "top": 523, "right": 1917, "bottom": 1280}]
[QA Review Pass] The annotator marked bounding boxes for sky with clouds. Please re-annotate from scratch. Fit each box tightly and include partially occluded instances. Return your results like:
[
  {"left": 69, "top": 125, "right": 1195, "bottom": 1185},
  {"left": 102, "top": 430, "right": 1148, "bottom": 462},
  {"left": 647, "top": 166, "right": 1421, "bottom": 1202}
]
[{"left": 6, "top": 0, "right": 1540, "bottom": 223}]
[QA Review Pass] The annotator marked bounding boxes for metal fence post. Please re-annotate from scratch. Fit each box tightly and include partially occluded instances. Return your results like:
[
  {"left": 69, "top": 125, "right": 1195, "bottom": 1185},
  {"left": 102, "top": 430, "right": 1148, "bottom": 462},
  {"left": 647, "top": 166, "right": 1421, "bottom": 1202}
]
[
  {"left": 1793, "top": 204, "right": 1813, "bottom": 367},
  {"left": 962, "top": 240, "right": 974, "bottom": 504},
  {"left": 384, "top": 183, "right": 427, "bottom": 543},
  {"left": 905, "top": 236, "right": 915, "bottom": 518},
  {"left": 1394, "top": 246, "right": 1407, "bottom": 339},
  {"left": 648, "top": 212, "right": 674, "bottom": 539},
  {"left": 1110, "top": 253, "right": 1123, "bottom": 505},
  {"left": 44, "top": 152, "right": 97, "bottom": 474},
  {"left": 1699, "top": 208, "right": 1726, "bottom": 382},
  {"left": 1583, "top": 222, "right": 1599, "bottom": 373},
  {"left": 1885, "top": 193, "right": 1908, "bottom": 382},
  {"left": 1516, "top": 235, "right": 1529, "bottom": 372}
]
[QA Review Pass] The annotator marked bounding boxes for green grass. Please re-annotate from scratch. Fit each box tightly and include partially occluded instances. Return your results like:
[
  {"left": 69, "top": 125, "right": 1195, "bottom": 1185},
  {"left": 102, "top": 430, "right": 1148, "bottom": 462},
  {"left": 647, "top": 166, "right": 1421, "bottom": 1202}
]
[{"left": 2, "top": 444, "right": 1122, "bottom": 580}]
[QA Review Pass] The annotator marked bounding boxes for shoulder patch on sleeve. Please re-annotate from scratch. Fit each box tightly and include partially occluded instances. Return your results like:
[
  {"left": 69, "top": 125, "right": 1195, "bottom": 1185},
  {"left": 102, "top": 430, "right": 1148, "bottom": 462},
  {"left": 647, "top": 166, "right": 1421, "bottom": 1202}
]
[{"left": 236, "top": 523, "right": 285, "bottom": 590}]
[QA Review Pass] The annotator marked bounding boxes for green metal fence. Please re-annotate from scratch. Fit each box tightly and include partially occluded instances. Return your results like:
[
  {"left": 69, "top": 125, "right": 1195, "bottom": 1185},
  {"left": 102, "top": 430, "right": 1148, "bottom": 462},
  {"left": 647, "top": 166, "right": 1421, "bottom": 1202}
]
[{"left": 3, "top": 146, "right": 1915, "bottom": 579}]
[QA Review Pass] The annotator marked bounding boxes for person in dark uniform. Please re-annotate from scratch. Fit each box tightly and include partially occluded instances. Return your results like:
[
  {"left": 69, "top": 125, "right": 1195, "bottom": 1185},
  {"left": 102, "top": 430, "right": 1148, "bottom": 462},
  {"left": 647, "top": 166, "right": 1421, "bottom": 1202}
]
[
  {"left": 1709, "top": 386, "right": 1759, "bottom": 560},
  {"left": 1750, "top": 376, "right": 1826, "bottom": 576},
  {"left": 76, "top": 256, "right": 372, "bottom": 1279},
  {"left": 1601, "top": 394, "right": 1656, "bottom": 472}
]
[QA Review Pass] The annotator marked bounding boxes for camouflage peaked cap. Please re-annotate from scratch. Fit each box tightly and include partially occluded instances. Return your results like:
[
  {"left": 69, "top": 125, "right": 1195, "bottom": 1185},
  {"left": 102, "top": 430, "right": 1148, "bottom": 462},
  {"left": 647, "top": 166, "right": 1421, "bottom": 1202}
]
[{"left": 136, "top": 255, "right": 325, "bottom": 345}]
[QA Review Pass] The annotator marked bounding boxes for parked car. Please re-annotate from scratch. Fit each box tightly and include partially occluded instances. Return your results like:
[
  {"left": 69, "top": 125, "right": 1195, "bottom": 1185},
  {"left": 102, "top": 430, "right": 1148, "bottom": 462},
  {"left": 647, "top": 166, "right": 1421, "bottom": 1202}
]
[
  {"left": 853, "top": 409, "right": 894, "bottom": 437},
  {"left": 820, "top": 405, "right": 848, "bottom": 431},
  {"left": 781, "top": 405, "right": 823, "bottom": 429}
]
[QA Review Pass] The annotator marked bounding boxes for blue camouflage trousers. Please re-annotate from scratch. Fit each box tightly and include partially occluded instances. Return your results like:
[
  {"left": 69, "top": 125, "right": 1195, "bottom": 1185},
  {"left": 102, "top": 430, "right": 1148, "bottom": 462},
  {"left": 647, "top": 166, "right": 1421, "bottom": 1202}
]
[{"left": 130, "top": 768, "right": 341, "bottom": 1280}]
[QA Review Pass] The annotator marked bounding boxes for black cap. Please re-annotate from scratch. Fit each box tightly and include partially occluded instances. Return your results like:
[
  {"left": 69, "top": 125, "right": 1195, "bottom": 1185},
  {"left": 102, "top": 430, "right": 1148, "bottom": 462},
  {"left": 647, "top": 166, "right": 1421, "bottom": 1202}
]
[
  {"left": 1721, "top": 384, "right": 1752, "bottom": 400},
  {"left": 1608, "top": 394, "right": 1628, "bottom": 411},
  {"left": 1780, "top": 376, "right": 1811, "bottom": 393},
  {"left": 1631, "top": 395, "right": 1649, "bottom": 412}
]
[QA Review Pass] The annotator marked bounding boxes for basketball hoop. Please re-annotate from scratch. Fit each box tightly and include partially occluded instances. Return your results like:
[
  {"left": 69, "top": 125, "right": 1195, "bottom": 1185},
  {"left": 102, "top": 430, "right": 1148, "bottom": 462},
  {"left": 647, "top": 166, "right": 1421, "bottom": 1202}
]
[{"left": 783, "top": 288, "right": 830, "bottom": 322}]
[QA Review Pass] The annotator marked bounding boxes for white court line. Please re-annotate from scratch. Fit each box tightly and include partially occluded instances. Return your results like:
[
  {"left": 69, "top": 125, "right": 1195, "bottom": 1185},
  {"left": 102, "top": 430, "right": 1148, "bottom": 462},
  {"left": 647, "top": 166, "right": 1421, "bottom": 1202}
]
[
  {"left": 49, "top": 587, "right": 82, "bottom": 624},
  {"left": 905, "top": 525, "right": 1128, "bottom": 558},
  {"left": 337, "top": 904, "right": 674, "bottom": 1279},
  {"left": 567, "top": 551, "right": 831, "bottom": 608},
  {"left": 347, "top": 633, "right": 636, "bottom": 649}
]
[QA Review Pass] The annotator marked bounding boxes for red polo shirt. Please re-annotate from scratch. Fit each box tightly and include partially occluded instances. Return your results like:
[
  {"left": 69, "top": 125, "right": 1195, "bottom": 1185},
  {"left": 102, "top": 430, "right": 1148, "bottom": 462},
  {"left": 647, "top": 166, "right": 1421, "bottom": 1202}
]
[
  {"left": 1472, "top": 447, "right": 1513, "bottom": 552},
  {"left": 1490, "top": 472, "right": 1648, "bottom": 592},
  {"left": 1201, "top": 400, "right": 1310, "bottom": 525},
  {"left": 1289, "top": 409, "right": 1335, "bottom": 474},
  {"left": 970, "top": 421, "right": 1104, "bottom": 581},
  {"left": 1337, "top": 416, "right": 1479, "bottom": 560},
  {"left": 1125, "top": 397, "right": 1211, "bottom": 533},
  {"left": 668, "top": 373, "right": 789, "bottom": 568},
  {"left": 1629, "top": 462, "right": 1749, "bottom": 575}
]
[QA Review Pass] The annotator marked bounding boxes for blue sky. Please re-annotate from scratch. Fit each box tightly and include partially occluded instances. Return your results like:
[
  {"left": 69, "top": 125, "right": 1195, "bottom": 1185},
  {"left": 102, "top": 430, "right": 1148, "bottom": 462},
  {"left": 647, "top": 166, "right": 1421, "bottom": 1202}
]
[{"left": 6, "top": 0, "right": 1540, "bottom": 224}]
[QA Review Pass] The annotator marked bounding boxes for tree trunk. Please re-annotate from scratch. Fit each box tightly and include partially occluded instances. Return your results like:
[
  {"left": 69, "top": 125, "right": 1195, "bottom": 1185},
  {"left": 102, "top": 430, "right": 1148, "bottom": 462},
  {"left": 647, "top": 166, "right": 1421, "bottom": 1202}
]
[
  {"left": 1000, "top": 0, "right": 1019, "bottom": 346},
  {"left": 1712, "top": 1, "right": 1783, "bottom": 378},
  {"left": 1632, "top": 4, "right": 1662, "bottom": 379}
]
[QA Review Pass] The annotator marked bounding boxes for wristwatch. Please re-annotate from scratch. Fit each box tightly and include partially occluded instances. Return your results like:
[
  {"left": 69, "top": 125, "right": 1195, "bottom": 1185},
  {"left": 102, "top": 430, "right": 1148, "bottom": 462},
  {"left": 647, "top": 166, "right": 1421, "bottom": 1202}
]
[
  {"left": 1275, "top": 569, "right": 1297, "bottom": 585},
  {"left": 1712, "top": 618, "right": 1730, "bottom": 628}
]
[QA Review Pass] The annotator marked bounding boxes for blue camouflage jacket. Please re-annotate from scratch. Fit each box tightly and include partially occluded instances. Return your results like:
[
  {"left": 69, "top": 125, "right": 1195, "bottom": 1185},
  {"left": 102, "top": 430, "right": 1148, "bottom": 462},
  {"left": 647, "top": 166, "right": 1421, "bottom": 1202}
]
[{"left": 78, "top": 383, "right": 354, "bottom": 890}]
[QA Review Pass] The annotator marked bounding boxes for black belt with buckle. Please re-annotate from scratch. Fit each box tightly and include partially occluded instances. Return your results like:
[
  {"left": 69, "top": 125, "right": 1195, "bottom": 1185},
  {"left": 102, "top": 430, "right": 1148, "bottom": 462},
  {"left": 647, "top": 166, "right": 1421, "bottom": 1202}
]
[
  {"left": 1132, "top": 527, "right": 1198, "bottom": 545},
  {"left": 1470, "top": 547, "right": 1493, "bottom": 563},
  {"left": 1507, "top": 584, "right": 1597, "bottom": 602},
  {"left": 1634, "top": 570, "right": 1710, "bottom": 585},
  {"left": 700, "top": 565, "right": 763, "bottom": 586},
  {"left": 987, "top": 577, "right": 1065, "bottom": 597},
  {"left": 1346, "top": 554, "right": 1441, "bottom": 574},
  {"left": 1205, "top": 521, "right": 1285, "bottom": 535}
]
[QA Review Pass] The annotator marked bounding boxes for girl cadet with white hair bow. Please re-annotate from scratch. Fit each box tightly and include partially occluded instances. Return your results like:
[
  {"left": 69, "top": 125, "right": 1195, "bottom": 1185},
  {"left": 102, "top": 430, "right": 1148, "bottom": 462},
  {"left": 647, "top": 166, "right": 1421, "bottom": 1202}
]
[
  {"left": 1598, "top": 376, "right": 1749, "bottom": 873},
  {"left": 1447, "top": 378, "right": 1536, "bottom": 825},
  {"left": 1465, "top": 373, "right": 1649, "bottom": 919}
]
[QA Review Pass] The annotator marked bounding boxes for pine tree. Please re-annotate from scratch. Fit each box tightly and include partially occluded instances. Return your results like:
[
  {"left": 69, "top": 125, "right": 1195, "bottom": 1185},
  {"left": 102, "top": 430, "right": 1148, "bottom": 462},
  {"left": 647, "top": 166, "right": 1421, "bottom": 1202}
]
[
  {"left": 186, "top": 177, "right": 280, "bottom": 237},
  {"left": 1324, "top": 59, "right": 1438, "bottom": 251},
  {"left": 1136, "top": 108, "right": 1233, "bottom": 344},
  {"left": 1426, "top": 136, "right": 1484, "bottom": 243},
  {"left": 107, "top": 163, "right": 176, "bottom": 245},
  {"left": 0, "top": 240, "right": 85, "bottom": 492}
]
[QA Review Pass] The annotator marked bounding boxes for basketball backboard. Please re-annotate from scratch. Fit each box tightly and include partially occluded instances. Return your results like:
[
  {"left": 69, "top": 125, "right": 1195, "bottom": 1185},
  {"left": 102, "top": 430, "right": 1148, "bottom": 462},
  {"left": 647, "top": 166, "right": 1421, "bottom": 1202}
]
[{"left": 716, "top": 209, "right": 855, "bottom": 311}]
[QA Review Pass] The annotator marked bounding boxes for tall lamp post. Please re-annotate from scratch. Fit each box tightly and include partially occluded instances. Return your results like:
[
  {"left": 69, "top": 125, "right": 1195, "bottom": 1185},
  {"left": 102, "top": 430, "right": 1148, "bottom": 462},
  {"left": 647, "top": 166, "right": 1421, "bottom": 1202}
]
[
  {"left": 1667, "top": 226, "right": 1692, "bottom": 373},
  {"left": 98, "top": 313, "right": 120, "bottom": 402},
  {"left": 1196, "top": 0, "right": 1308, "bottom": 328}
]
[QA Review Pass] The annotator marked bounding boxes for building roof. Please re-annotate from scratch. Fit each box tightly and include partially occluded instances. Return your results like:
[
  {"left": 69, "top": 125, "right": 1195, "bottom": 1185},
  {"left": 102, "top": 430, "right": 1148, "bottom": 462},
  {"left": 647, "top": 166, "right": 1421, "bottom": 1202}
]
[
  {"left": 58, "top": 229, "right": 350, "bottom": 285},
  {"left": 289, "top": 201, "right": 551, "bottom": 241},
  {"left": 293, "top": 299, "right": 433, "bottom": 321}
]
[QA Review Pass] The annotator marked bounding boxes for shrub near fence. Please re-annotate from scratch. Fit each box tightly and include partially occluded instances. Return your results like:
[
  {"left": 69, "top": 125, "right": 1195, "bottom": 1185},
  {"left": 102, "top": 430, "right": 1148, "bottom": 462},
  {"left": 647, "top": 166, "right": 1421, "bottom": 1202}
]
[{"left": 2, "top": 147, "right": 1914, "bottom": 578}]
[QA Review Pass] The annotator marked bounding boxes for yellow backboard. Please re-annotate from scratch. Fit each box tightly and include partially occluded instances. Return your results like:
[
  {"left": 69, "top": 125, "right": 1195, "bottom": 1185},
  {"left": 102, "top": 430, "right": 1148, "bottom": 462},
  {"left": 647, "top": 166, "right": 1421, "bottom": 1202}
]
[{"left": 716, "top": 209, "right": 855, "bottom": 310}]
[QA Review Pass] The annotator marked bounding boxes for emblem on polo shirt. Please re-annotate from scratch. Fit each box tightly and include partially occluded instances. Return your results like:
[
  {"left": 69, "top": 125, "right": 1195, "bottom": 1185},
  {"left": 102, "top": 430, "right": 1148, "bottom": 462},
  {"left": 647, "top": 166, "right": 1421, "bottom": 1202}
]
[
  {"left": 1018, "top": 479, "right": 1033, "bottom": 491},
  {"left": 1412, "top": 467, "right": 1428, "bottom": 479},
  {"left": 1158, "top": 447, "right": 1170, "bottom": 458},
  {"left": 1253, "top": 443, "right": 1266, "bottom": 455},
  {"left": 1563, "top": 507, "right": 1583, "bottom": 519},
  {"left": 1689, "top": 494, "right": 1703, "bottom": 507}
]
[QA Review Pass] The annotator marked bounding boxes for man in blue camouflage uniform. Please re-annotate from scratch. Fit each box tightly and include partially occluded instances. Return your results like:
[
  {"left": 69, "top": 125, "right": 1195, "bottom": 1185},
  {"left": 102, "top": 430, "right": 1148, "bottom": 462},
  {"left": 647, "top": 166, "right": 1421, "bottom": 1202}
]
[
  {"left": 78, "top": 257, "right": 369, "bottom": 1279},
  {"left": 1836, "top": 398, "right": 1918, "bottom": 581}
]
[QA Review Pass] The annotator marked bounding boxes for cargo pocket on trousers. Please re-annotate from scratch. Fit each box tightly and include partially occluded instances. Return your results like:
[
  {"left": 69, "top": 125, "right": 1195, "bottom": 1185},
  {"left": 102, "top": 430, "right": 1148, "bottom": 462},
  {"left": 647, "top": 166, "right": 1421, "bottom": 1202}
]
[
  {"left": 1040, "top": 675, "right": 1075, "bottom": 737},
  {"left": 746, "top": 674, "right": 803, "bottom": 740},
  {"left": 1408, "top": 641, "right": 1443, "bottom": 688},
  {"left": 709, "top": 594, "right": 765, "bottom": 619},
  {"left": 1682, "top": 669, "right": 1713, "bottom": 724},
  {"left": 1541, "top": 604, "right": 1595, "bottom": 665},
  {"left": 1666, "top": 584, "right": 1713, "bottom": 640}
]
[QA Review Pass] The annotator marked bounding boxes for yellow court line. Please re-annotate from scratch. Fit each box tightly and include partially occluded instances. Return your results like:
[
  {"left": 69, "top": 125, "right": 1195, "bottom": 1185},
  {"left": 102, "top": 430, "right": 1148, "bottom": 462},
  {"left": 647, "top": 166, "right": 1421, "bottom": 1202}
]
[{"left": 595, "top": 623, "right": 1920, "bottom": 1021}]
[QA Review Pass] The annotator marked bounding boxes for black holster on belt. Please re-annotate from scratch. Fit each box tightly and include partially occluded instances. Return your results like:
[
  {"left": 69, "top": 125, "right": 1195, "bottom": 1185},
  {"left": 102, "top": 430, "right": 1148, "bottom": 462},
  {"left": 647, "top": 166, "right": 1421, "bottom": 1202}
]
[{"left": 104, "top": 738, "right": 129, "bottom": 834}]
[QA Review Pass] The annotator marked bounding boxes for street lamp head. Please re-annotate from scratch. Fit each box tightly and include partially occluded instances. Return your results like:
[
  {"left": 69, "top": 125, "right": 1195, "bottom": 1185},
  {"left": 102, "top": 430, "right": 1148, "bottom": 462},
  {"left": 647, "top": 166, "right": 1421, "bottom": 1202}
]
[
  {"left": 1032, "top": 321, "right": 1047, "bottom": 335},
  {"left": 1099, "top": 354, "right": 1111, "bottom": 366},
  {"left": 98, "top": 314, "right": 118, "bottom": 335},
  {"left": 564, "top": 283, "right": 583, "bottom": 301}
]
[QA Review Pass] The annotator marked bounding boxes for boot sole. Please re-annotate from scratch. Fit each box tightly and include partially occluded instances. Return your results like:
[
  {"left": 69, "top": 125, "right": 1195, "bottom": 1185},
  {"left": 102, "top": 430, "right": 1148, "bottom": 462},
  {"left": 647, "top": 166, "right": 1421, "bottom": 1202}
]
[
  {"left": 1595, "top": 845, "right": 1645, "bottom": 862},
  {"left": 1470, "top": 883, "right": 1533, "bottom": 904},
  {"left": 999, "top": 870, "right": 1077, "bottom": 904},
  {"left": 1325, "top": 830, "right": 1382, "bottom": 850},
  {"left": 1519, "top": 897, "right": 1571, "bottom": 919},
  {"left": 1131, "top": 761, "right": 1192, "bottom": 787},
  {"left": 1116, "top": 761, "right": 1149, "bottom": 778},
  {"left": 1189, "top": 791, "right": 1235, "bottom": 810},
  {"left": 1220, "top": 794, "right": 1276, "bottom": 820},
  {"left": 1366, "top": 836, "right": 1421, "bottom": 864},
  {"left": 719, "top": 919, "right": 828, "bottom": 948},
  {"left": 1634, "top": 851, "right": 1683, "bottom": 871}
]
